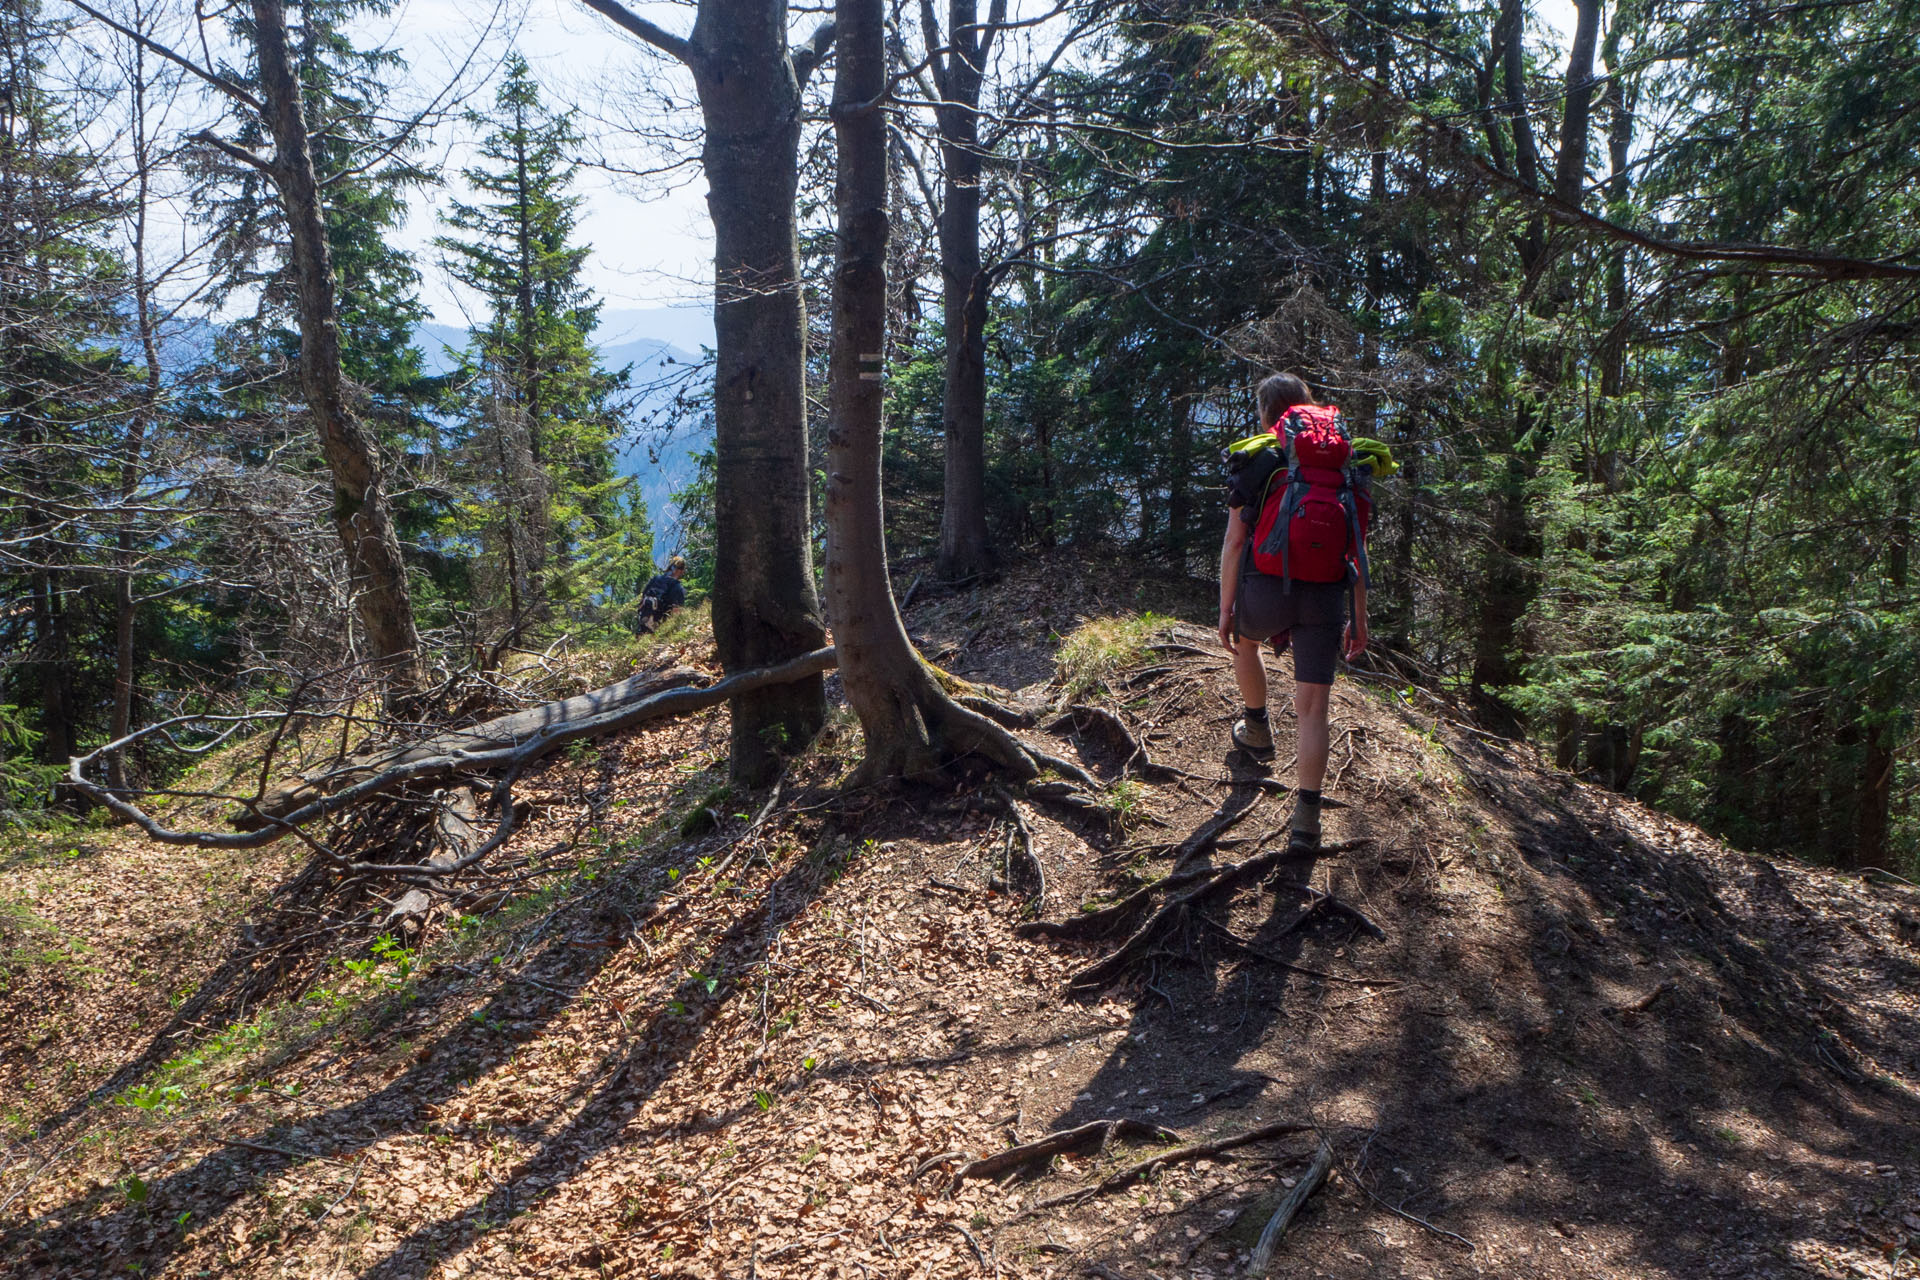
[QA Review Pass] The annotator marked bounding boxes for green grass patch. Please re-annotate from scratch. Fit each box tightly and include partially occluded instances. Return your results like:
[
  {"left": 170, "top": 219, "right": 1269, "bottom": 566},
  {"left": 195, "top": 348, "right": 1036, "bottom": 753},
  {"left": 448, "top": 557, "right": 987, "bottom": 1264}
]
[{"left": 1055, "top": 613, "right": 1176, "bottom": 701}]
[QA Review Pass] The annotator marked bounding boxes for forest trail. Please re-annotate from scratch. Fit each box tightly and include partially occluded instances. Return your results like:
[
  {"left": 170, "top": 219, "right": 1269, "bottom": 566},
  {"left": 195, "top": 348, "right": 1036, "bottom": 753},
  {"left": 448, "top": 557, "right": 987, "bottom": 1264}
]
[{"left": 4, "top": 554, "right": 1920, "bottom": 1280}]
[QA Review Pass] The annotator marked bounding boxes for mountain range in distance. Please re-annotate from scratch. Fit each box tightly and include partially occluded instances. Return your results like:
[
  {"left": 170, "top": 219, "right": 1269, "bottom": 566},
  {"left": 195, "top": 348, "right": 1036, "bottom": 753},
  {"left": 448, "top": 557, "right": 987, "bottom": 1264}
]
[{"left": 413, "top": 307, "right": 716, "bottom": 562}]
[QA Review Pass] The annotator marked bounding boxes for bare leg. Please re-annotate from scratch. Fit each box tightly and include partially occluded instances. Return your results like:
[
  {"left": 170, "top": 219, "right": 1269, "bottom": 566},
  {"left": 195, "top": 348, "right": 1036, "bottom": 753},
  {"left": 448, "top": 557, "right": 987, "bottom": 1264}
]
[
  {"left": 1233, "top": 636, "right": 1269, "bottom": 709},
  {"left": 1293, "top": 681, "right": 1331, "bottom": 790}
]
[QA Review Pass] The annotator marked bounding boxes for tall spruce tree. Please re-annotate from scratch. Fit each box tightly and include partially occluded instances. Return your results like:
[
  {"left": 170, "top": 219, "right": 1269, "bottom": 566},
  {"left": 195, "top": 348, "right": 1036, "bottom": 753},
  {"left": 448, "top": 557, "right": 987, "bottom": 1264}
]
[
  {"left": 0, "top": 0, "right": 130, "bottom": 773},
  {"left": 436, "top": 54, "right": 640, "bottom": 642}
]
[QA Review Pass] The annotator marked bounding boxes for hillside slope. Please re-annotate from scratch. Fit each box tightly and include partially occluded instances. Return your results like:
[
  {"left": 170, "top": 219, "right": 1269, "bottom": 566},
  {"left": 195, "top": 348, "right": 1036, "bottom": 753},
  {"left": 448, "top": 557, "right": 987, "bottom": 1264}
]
[{"left": 3, "top": 556, "right": 1918, "bottom": 1280}]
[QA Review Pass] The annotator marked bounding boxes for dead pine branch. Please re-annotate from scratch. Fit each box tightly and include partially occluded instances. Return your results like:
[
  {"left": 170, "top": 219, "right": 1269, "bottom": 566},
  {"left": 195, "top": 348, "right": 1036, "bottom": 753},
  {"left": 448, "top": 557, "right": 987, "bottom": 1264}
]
[
  {"left": 948, "top": 1118, "right": 1181, "bottom": 1193},
  {"left": 1247, "top": 1140, "right": 1334, "bottom": 1273}
]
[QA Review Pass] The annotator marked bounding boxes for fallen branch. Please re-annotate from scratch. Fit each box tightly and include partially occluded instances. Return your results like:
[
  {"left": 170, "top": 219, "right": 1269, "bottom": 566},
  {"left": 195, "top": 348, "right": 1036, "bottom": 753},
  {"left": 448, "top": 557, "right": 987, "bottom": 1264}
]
[
  {"left": 237, "top": 664, "right": 706, "bottom": 829},
  {"left": 1248, "top": 1140, "right": 1333, "bottom": 1273},
  {"left": 948, "top": 1118, "right": 1180, "bottom": 1192},
  {"left": 67, "top": 648, "right": 839, "bottom": 850}
]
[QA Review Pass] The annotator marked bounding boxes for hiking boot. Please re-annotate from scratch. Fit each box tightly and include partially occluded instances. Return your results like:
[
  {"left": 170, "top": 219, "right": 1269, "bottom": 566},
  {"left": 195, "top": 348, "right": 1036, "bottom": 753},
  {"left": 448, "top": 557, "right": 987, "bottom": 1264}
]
[
  {"left": 1231, "top": 715, "right": 1274, "bottom": 756},
  {"left": 1289, "top": 798, "right": 1322, "bottom": 850}
]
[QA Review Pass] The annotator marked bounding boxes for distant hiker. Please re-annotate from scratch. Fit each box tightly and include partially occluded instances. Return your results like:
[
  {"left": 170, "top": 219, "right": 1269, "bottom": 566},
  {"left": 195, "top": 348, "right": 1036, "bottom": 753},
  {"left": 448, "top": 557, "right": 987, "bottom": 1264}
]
[
  {"left": 635, "top": 555, "right": 689, "bottom": 633},
  {"left": 1219, "top": 373, "right": 1392, "bottom": 849}
]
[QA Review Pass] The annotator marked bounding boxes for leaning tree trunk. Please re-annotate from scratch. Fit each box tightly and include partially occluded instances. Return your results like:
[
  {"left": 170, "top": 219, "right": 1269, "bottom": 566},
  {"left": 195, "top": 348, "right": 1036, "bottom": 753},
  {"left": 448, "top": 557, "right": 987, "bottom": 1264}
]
[
  {"left": 251, "top": 0, "right": 421, "bottom": 691},
  {"left": 688, "top": 3, "right": 830, "bottom": 784},
  {"left": 934, "top": 0, "right": 999, "bottom": 581},
  {"left": 824, "top": 0, "right": 1036, "bottom": 783}
]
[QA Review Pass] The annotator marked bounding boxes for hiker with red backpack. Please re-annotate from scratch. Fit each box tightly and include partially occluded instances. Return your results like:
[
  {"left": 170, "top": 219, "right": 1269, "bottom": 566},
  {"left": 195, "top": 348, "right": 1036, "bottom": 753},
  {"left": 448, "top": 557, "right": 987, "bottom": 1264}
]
[{"left": 1217, "top": 373, "right": 1395, "bottom": 849}]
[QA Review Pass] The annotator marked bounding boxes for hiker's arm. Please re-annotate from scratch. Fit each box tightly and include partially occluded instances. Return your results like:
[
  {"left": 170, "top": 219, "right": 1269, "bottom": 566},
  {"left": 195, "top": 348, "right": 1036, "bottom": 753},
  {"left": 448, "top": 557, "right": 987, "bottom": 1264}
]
[
  {"left": 1346, "top": 574, "right": 1369, "bottom": 660},
  {"left": 1219, "top": 511, "right": 1248, "bottom": 652}
]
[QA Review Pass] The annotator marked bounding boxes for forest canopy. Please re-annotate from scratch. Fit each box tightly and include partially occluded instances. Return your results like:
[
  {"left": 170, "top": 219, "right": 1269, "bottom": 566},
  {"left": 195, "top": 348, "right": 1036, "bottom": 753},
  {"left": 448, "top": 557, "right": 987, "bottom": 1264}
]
[{"left": 1, "top": 0, "right": 1914, "bottom": 871}]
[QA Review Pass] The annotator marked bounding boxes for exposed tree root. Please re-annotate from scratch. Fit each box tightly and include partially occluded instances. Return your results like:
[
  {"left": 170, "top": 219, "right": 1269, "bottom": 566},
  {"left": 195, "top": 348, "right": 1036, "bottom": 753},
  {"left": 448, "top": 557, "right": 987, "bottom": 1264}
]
[
  {"left": 1046, "top": 703, "right": 1185, "bottom": 782},
  {"left": 1068, "top": 840, "right": 1374, "bottom": 989},
  {"left": 994, "top": 787, "right": 1046, "bottom": 909},
  {"left": 958, "top": 694, "right": 1035, "bottom": 729},
  {"left": 1017, "top": 838, "right": 1363, "bottom": 944},
  {"left": 1016, "top": 1120, "right": 1315, "bottom": 1215},
  {"left": 946, "top": 1118, "right": 1181, "bottom": 1192},
  {"left": 1171, "top": 798, "right": 1264, "bottom": 870}
]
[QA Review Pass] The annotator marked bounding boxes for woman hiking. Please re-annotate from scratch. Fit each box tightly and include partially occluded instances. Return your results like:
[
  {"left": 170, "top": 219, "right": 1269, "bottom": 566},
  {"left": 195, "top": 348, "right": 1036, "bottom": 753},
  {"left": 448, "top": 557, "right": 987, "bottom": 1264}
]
[{"left": 1217, "top": 372, "right": 1372, "bottom": 850}]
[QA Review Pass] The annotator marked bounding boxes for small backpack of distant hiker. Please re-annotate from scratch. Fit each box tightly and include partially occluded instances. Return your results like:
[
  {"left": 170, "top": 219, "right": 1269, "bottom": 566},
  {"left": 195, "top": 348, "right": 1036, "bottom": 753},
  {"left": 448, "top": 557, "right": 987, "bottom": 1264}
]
[
  {"left": 635, "top": 574, "right": 674, "bottom": 634},
  {"left": 1222, "top": 405, "right": 1373, "bottom": 590}
]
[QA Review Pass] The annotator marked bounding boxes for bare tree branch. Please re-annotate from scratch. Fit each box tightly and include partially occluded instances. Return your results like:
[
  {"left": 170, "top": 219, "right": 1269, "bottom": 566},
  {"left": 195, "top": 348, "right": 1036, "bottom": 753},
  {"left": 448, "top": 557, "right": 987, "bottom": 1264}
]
[
  {"left": 792, "top": 17, "right": 837, "bottom": 86},
  {"left": 64, "top": 0, "right": 264, "bottom": 112},
  {"left": 578, "top": 0, "right": 698, "bottom": 68}
]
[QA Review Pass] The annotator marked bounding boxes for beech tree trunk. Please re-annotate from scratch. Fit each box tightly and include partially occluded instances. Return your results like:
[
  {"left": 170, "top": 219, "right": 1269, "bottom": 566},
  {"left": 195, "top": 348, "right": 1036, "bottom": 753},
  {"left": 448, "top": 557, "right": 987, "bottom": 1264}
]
[
  {"left": 580, "top": 0, "right": 834, "bottom": 784},
  {"left": 824, "top": 0, "right": 1034, "bottom": 783},
  {"left": 250, "top": 0, "right": 421, "bottom": 690},
  {"left": 686, "top": 5, "right": 830, "bottom": 784}
]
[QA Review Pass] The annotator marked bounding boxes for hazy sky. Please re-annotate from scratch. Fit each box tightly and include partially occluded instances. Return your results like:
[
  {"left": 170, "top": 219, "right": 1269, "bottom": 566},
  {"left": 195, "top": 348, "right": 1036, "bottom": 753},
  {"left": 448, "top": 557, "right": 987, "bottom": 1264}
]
[{"left": 368, "top": 0, "right": 1581, "bottom": 330}]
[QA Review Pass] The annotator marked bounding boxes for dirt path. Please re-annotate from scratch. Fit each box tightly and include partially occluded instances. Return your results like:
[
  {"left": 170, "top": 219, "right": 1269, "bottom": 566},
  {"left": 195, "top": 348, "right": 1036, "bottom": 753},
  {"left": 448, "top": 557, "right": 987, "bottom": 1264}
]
[{"left": 3, "top": 556, "right": 1918, "bottom": 1279}]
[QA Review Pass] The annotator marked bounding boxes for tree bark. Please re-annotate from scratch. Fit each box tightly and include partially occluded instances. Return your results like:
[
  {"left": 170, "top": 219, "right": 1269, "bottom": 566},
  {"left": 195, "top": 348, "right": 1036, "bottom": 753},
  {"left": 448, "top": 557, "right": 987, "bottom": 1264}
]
[
  {"left": 1553, "top": 0, "right": 1603, "bottom": 208},
  {"left": 1497, "top": 0, "right": 1544, "bottom": 271},
  {"left": 684, "top": 4, "right": 831, "bottom": 784},
  {"left": 823, "top": 0, "right": 1037, "bottom": 783},
  {"left": 932, "top": 0, "right": 1004, "bottom": 581},
  {"left": 112, "top": 12, "right": 163, "bottom": 793},
  {"left": 249, "top": 0, "right": 421, "bottom": 691}
]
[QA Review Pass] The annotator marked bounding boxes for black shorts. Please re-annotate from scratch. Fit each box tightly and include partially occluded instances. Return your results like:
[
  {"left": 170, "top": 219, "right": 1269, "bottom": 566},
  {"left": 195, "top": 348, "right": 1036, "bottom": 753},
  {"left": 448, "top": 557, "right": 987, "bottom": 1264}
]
[{"left": 1235, "top": 573, "right": 1349, "bottom": 685}]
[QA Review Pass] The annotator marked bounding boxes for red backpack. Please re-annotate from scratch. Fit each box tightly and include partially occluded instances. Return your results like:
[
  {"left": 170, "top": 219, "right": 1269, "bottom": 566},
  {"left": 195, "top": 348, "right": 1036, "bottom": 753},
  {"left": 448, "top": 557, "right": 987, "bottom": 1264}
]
[{"left": 1248, "top": 405, "right": 1371, "bottom": 588}]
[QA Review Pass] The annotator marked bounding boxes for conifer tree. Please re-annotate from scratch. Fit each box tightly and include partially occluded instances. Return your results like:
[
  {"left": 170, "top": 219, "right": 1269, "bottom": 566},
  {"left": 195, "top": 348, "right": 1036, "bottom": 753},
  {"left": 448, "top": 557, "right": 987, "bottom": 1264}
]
[{"left": 436, "top": 54, "right": 640, "bottom": 640}]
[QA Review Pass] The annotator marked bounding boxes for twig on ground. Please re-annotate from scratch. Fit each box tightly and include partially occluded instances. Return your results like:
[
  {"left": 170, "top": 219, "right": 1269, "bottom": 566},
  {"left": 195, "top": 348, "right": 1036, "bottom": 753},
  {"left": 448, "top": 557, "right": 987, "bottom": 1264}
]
[
  {"left": 1196, "top": 914, "right": 1386, "bottom": 985},
  {"left": 1337, "top": 1149, "right": 1477, "bottom": 1252},
  {"left": 1248, "top": 1140, "right": 1334, "bottom": 1273},
  {"left": 951, "top": 1220, "right": 995, "bottom": 1273}
]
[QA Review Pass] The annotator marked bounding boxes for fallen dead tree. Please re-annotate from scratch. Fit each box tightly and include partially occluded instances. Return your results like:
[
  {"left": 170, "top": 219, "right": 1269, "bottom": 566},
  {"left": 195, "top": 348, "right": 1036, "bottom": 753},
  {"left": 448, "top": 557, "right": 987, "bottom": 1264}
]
[
  {"left": 70, "top": 643, "right": 1103, "bottom": 876},
  {"left": 233, "top": 665, "right": 708, "bottom": 830},
  {"left": 67, "top": 648, "right": 840, "bottom": 851}
]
